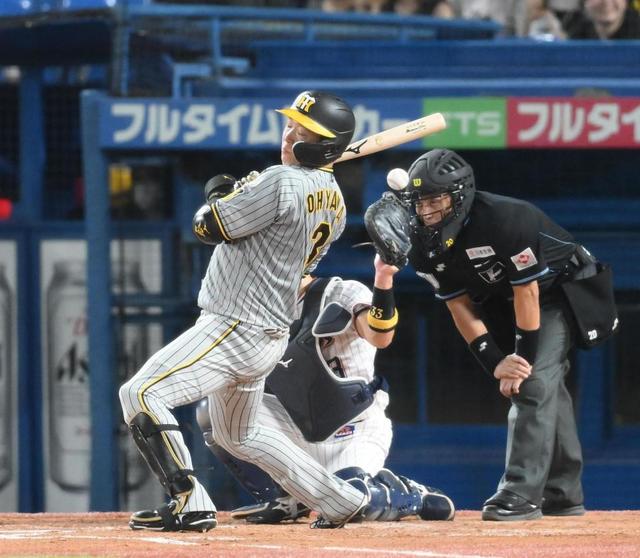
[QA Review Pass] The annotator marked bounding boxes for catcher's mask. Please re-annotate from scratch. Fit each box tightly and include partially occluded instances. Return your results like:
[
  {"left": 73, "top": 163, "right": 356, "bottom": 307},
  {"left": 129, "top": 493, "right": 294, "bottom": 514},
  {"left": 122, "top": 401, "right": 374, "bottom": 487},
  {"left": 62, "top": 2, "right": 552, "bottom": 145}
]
[
  {"left": 277, "top": 90, "right": 355, "bottom": 168},
  {"left": 406, "top": 149, "right": 475, "bottom": 256}
]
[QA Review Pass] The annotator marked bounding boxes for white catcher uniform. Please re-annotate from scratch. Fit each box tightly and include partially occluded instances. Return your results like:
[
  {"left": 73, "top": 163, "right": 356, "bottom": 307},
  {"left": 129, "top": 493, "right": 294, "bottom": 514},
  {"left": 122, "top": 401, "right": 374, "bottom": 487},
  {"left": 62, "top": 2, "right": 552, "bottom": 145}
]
[
  {"left": 255, "top": 277, "right": 393, "bottom": 476},
  {"left": 119, "top": 164, "right": 368, "bottom": 523}
]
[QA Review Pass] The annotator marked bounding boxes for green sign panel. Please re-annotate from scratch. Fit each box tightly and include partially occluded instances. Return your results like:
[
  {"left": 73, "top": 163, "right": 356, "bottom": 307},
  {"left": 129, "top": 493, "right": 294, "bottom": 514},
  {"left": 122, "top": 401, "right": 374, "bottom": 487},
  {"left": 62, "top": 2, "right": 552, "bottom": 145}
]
[{"left": 423, "top": 97, "right": 507, "bottom": 149}]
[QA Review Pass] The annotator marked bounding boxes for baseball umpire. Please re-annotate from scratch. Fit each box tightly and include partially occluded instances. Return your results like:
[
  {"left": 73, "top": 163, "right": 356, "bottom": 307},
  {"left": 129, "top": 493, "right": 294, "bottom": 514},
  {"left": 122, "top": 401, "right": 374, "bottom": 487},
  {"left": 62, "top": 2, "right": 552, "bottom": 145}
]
[
  {"left": 119, "top": 90, "right": 379, "bottom": 531},
  {"left": 365, "top": 148, "right": 617, "bottom": 521},
  {"left": 196, "top": 255, "right": 455, "bottom": 524}
]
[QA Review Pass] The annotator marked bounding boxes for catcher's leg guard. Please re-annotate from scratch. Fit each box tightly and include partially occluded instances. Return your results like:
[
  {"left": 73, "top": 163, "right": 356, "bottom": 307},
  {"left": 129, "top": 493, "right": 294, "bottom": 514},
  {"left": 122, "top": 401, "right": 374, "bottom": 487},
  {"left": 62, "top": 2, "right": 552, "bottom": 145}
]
[
  {"left": 334, "top": 467, "right": 387, "bottom": 522},
  {"left": 128, "top": 412, "right": 193, "bottom": 498},
  {"left": 371, "top": 469, "right": 424, "bottom": 521},
  {"left": 208, "top": 443, "right": 284, "bottom": 503},
  {"left": 196, "top": 398, "right": 283, "bottom": 503},
  {"left": 395, "top": 475, "right": 455, "bottom": 520}
]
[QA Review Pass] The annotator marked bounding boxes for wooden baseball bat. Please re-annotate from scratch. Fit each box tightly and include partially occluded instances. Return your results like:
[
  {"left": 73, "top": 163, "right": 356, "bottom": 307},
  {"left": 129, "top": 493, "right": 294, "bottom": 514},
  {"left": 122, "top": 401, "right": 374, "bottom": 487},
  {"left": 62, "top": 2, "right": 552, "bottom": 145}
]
[{"left": 335, "top": 112, "right": 447, "bottom": 164}]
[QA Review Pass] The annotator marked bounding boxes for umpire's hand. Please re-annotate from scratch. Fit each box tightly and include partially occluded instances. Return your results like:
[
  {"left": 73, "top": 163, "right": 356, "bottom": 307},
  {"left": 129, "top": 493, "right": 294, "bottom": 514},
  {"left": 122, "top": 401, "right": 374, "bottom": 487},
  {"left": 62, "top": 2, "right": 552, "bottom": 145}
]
[
  {"left": 500, "top": 377, "right": 524, "bottom": 398},
  {"left": 494, "top": 354, "right": 532, "bottom": 380}
]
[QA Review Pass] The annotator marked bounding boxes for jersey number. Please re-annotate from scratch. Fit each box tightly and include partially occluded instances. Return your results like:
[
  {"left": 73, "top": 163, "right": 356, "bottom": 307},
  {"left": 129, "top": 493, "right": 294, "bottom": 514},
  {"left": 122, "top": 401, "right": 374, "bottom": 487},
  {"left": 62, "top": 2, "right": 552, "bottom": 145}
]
[{"left": 305, "top": 221, "right": 331, "bottom": 268}]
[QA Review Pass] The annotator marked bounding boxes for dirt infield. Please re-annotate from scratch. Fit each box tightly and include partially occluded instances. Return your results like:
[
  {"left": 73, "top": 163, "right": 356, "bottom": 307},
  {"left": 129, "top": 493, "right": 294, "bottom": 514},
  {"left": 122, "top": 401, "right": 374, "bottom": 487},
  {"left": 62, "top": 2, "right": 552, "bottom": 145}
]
[{"left": 0, "top": 511, "right": 639, "bottom": 558}]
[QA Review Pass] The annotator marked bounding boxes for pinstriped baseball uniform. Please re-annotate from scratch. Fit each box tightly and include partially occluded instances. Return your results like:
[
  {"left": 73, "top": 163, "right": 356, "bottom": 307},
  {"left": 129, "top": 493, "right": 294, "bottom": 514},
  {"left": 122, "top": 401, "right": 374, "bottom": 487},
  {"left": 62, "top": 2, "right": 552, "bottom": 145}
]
[
  {"left": 252, "top": 277, "right": 393, "bottom": 475},
  {"left": 198, "top": 165, "right": 345, "bottom": 329},
  {"left": 120, "top": 164, "right": 367, "bottom": 522}
]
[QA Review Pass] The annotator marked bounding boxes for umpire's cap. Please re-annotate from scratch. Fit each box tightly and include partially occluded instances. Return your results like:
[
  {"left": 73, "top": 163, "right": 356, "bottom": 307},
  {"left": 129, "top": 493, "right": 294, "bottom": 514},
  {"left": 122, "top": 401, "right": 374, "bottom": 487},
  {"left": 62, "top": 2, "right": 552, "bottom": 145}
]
[{"left": 277, "top": 90, "right": 355, "bottom": 168}]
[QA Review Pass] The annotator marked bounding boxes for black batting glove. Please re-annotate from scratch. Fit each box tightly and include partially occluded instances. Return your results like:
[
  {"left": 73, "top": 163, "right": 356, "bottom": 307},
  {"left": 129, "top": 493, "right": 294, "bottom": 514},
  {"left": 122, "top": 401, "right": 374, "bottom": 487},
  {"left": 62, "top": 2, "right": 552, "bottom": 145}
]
[{"left": 204, "top": 174, "right": 236, "bottom": 202}]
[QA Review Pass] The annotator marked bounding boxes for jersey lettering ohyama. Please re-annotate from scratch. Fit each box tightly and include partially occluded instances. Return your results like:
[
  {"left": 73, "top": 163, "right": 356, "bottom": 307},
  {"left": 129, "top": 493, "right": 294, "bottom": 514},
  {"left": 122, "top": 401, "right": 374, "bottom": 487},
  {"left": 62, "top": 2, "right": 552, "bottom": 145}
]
[{"left": 198, "top": 165, "right": 346, "bottom": 329}]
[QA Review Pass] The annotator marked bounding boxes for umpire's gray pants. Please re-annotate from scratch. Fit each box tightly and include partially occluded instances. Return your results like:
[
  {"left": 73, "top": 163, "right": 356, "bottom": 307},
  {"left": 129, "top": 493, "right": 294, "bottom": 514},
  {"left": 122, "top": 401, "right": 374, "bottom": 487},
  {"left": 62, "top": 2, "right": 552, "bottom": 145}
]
[{"left": 498, "top": 302, "right": 584, "bottom": 507}]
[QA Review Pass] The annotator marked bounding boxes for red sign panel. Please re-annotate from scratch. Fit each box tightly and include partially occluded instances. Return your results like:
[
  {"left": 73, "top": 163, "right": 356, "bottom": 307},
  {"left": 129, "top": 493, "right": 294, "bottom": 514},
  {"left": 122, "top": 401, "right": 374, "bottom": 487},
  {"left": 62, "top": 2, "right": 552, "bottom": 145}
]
[{"left": 507, "top": 98, "right": 640, "bottom": 148}]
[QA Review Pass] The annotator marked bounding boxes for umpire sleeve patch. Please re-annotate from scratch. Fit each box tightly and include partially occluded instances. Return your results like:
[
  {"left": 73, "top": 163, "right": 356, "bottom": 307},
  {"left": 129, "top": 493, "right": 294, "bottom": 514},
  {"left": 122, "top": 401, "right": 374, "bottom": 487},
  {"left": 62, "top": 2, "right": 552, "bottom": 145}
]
[{"left": 510, "top": 247, "right": 538, "bottom": 271}]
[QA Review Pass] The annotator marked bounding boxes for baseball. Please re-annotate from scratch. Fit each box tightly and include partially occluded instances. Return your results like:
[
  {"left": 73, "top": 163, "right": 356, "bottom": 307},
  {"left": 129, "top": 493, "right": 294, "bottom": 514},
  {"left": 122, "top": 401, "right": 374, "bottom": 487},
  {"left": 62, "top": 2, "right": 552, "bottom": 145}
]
[{"left": 386, "top": 168, "right": 409, "bottom": 191}]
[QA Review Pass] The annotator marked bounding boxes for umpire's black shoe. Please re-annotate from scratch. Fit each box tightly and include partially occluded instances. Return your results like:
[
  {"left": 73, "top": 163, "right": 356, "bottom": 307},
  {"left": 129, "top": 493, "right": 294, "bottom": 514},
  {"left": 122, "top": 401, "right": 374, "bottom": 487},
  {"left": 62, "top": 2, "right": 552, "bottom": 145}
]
[
  {"left": 541, "top": 499, "right": 586, "bottom": 517},
  {"left": 129, "top": 499, "right": 217, "bottom": 532},
  {"left": 231, "top": 496, "right": 311, "bottom": 524},
  {"left": 482, "top": 490, "right": 542, "bottom": 521}
]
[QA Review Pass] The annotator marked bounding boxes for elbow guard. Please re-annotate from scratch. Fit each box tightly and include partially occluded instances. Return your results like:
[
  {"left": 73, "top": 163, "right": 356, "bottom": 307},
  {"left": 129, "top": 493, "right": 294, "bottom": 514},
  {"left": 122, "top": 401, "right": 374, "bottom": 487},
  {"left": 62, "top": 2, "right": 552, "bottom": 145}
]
[{"left": 192, "top": 203, "right": 227, "bottom": 245}]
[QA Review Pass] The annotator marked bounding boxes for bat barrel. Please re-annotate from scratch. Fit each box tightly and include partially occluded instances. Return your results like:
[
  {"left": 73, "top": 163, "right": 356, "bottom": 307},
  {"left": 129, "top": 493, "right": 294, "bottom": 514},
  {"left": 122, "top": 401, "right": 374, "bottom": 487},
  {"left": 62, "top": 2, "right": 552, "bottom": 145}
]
[{"left": 335, "top": 112, "right": 446, "bottom": 163}]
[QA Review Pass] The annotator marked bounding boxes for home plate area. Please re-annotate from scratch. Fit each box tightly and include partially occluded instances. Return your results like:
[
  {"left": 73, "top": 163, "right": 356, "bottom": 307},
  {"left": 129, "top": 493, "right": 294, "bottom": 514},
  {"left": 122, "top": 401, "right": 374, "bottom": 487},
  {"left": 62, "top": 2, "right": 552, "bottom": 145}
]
[{"left": 0, "top": 511, "right": 639, "bottom": 558}]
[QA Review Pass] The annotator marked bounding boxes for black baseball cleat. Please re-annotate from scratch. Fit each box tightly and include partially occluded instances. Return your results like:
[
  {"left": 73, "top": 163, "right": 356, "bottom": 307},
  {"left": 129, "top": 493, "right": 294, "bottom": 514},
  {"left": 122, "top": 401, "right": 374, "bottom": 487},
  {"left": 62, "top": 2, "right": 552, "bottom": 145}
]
[
  {"left": 482, "top": 489, "right": 542, "bottom": 521},
  {"left": 231, "top": 496, "right": 311, "bottom": 524},
  {"left": 417, "top": 486, "right": 456, "bottom": 521},
  {"left": 129, "top": 498, "right": 217, "bottom": 532}
]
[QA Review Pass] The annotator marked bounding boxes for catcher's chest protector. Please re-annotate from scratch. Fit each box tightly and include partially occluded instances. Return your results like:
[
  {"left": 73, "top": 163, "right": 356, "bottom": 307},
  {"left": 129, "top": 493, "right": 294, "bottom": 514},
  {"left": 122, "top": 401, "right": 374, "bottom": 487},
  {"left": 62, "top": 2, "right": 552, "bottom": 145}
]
[{"left": 266, "top": 278, "right": 384, "bottom": 442}]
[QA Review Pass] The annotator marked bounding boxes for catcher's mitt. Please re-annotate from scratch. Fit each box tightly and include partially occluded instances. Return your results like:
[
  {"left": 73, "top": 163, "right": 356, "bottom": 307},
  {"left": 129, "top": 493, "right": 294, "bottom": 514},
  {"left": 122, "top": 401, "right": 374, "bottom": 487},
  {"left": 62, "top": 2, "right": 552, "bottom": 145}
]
[{"left": 364, "top": 192, "right": 412, "bottom": 268}]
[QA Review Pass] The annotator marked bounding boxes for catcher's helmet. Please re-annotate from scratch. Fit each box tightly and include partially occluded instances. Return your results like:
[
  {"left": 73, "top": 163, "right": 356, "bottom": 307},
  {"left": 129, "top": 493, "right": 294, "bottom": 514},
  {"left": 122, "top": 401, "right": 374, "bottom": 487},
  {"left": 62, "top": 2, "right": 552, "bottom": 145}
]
[
  {"left": 277, "top": 90, "right": 355, "bottom": 168},
  {"left": 406, "top": 149, "right": 475, "bottom": 255}
]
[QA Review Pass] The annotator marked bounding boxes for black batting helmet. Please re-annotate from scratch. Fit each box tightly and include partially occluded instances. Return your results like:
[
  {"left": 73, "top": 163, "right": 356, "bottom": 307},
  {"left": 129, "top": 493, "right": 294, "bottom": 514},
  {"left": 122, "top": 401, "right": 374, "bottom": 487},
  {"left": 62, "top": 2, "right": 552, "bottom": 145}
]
[
  {"left": 407, "top": 149, "right": 475, "bottom": 255},
  {"left": 277, "top": 90, "right": 355, "bottom": 168}
]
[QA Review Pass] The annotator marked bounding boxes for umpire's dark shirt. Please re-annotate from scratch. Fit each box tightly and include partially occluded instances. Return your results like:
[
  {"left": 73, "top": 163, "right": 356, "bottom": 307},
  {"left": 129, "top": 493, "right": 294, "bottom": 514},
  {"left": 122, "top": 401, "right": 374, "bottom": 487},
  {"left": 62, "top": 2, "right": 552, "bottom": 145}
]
[{"left": 408, "top": 191, "right": 576, "bottom": 303}]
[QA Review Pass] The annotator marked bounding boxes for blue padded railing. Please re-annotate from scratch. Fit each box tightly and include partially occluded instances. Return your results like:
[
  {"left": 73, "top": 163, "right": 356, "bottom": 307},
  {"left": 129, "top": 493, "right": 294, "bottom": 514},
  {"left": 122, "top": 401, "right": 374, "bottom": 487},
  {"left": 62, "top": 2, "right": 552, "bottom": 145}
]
[
  {"left": 114, "top": 4, "right": 501, "bottom": 95},
  {"left": 124, "top": 4, "right": 501, "bottom": 42},
  {"left": 249, "top": 39, "right": 640, "bottom": 80}
]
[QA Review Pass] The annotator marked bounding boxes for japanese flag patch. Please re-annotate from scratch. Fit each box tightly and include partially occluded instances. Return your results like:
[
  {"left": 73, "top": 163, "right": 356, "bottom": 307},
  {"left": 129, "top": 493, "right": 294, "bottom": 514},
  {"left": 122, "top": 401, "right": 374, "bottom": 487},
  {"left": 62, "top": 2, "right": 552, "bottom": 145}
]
[{"left": 510, "top": 247, "right": 538, "bottom": 270}]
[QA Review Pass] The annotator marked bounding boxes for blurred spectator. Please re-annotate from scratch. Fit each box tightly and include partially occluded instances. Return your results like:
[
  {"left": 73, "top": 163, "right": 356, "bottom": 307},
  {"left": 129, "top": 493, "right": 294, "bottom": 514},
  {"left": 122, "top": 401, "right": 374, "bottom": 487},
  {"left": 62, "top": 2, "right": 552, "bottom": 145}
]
[
  {"left": 527, "top": 0, "right": 567, "bottom": 38},
  {"left": 567, "top": 0, "right": 640, "bottom": 39},
  {"left": 353, "top": 0, "right": 388, "bottom": 12},
  {"left": 429, "top": 0, "right": 456, "bottom": 17},
  {"left": 545, "top": 0, "right": 582, "bottom": 33},
  {"left": 447, "top": 0, "right": 526, "bottom": 35},
  {"left": 393, "top": 0, "right": 455, "bottom": 17},
  {"left": 316, "top": 0, "right": 354, "bottom": 11}
]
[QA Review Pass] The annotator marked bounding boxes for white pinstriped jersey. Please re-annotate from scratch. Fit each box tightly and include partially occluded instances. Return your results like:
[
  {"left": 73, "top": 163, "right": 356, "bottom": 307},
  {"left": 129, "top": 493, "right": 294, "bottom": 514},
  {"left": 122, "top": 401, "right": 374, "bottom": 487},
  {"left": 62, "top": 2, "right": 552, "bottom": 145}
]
[{"left": 197, "top": 165, "right": 346, "bottom": 331}]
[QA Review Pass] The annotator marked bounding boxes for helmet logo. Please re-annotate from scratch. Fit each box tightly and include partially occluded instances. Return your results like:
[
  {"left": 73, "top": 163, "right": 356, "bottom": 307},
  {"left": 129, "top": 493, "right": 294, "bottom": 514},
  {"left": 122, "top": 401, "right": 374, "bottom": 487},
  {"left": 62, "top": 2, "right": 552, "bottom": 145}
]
[
  {"left": 445, "top": 238, "right": 454, "bottom": 247},
  {"left": 412, "top": 178, "right": 422, "bottom": 187},
  {"left": 293, "top": 93, "right": 316, "bottom": 113}
]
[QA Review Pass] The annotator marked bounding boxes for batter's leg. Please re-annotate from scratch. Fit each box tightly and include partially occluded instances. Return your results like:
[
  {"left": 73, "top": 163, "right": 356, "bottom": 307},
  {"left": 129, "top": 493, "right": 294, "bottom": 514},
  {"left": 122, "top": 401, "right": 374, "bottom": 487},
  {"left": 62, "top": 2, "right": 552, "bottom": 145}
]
[
  {"left": 119, "top": 316, "right": 242, "bottom": 530},
  {"left": 208, "top": 378, "right": 368, "bottom": 525}
]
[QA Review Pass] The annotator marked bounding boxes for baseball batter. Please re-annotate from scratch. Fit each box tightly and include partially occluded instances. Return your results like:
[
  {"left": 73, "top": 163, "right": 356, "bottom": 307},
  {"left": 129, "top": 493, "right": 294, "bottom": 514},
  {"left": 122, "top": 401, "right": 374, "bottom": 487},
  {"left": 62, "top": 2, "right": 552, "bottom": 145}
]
[
  {"left": 119, "top": 90, "right": 368, "bottom": 531},
  {"left": 197, "top": 256, "right": 455, "bottom": 524}
]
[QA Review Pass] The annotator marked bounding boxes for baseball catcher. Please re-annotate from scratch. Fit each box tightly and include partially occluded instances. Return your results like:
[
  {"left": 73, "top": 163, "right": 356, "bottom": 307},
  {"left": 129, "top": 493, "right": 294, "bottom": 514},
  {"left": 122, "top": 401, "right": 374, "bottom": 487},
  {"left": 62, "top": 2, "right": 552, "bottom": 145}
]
[{"left": 196, "top": 259, "right": 455, "bottom": 525}]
